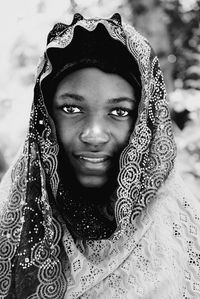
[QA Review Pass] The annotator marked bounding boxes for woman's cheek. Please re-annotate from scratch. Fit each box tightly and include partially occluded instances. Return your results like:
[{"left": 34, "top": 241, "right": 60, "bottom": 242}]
[
  {"left": 58, "top": 123, "right": 78, "bottom": 148},
  {"left": 114, "top": 122, "right": 133, "bottom": 147}
]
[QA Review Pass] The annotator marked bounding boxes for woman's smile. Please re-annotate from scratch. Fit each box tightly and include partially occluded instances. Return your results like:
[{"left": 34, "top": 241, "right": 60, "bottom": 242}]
[{"left": 73, "top": 152, "right": 111, "bottom": 174}]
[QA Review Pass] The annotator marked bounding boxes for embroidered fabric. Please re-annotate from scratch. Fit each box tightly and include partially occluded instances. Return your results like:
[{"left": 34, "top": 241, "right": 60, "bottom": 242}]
[
  {"left": 0, "top": 13, "right": 200, "bottom": 299},
  {"left": 56, "top": 181, "right": 117, "bottom": 240},
  {"left": 62, "top": 169, "right": 200, "bottom": 298}
]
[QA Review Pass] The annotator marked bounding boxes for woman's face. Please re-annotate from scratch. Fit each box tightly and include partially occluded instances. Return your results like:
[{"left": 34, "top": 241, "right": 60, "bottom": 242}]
[{"left": 52, "top": 67, "right": 137, "bottom": 189}]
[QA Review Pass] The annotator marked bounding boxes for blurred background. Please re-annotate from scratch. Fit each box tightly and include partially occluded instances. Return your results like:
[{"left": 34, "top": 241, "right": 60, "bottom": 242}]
[{"left": 0, "top": 0, "right": 200, "bottom": 197}]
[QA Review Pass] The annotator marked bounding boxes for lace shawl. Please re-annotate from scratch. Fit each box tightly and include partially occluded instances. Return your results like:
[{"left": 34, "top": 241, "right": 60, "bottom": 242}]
[{"left": 0, "top": 13, "right": 200, "bottom": 299}]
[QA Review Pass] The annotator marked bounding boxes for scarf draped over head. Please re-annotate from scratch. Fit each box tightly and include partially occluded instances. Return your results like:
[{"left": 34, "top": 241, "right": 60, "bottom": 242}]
[{"left": 0, "top": 13, "right": 177, "bottom": 298}]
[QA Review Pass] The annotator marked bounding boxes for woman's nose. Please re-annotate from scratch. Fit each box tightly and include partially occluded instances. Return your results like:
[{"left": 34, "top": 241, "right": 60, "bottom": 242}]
[{"left": 80, "top": 119, "right": 110, "bottom": 146}]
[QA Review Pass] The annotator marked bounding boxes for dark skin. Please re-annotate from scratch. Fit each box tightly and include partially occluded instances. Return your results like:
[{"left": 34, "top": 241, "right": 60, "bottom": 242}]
[{"left": 52, "top": 67, "right": 137, "bottom": 203}]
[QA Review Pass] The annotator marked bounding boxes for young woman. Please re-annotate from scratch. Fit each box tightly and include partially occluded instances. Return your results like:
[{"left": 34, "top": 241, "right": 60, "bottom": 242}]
[{"left": 0, "top": 13, "right": 200, "bottom": 299}]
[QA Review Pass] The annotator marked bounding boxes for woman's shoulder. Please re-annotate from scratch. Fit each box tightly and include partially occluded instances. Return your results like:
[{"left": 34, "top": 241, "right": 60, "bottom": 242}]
[
  {"left": 151, "top": 166, "right": 200, "bottom": 249},
  {"left": 157, "top": 167, "right": 200, "bottom": 222},
  {"left": 137, "top": 169, "right": 200, "bottom": 298}
]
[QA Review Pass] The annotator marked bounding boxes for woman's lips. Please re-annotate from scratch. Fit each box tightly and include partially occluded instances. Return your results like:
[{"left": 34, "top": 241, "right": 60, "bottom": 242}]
[
  {"left": 79, "top": 156, "right": 108, "bottom": 163},
  {"left": 74, "top": 153, "right": 111, "bottom": 173}
]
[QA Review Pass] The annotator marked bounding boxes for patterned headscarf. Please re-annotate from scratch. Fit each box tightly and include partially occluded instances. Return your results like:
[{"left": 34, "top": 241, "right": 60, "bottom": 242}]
[{"left": 0, "top": 13, "right": 177, "bottom": 298}]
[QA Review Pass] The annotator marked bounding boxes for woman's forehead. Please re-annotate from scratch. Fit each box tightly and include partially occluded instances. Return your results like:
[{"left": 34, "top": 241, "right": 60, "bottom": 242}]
[{"left": 53, "top": 67, "right": 136, "bottom": 104}]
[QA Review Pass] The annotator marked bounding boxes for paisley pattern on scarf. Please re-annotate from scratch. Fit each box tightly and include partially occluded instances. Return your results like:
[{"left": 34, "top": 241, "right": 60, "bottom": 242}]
[{"left": 0, "top": 13, "right": 200, "bottom": 299}]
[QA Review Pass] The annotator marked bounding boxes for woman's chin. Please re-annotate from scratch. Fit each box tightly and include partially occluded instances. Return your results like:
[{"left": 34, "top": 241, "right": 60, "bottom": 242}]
[{"left": 77, "top": 174, "right": 108, "bottom": 189}]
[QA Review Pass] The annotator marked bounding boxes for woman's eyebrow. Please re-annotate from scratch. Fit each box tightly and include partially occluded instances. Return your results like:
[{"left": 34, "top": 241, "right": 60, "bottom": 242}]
[
  {"left": 56, "top": 92, "right": 85, "bottom": 102},
  {"left": 108, "top": 97, "right": 136, "bottom": 105},
  {"left": 56, "top": 94, "right": 136, "bottom": 105}
]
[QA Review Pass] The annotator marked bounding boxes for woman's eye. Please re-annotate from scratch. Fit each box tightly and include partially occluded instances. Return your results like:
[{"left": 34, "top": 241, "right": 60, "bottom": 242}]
[
  {"left": 62, "top": 105, "right": 81, "bottom": 114},
  {"left": 110, "top": 108, "right": 130, "bottom": 117}
]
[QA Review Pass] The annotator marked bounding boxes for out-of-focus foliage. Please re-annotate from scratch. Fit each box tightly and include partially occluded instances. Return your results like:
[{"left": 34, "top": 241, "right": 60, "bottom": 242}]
[
  {"left": 163, "top": 0, "right": 200, "bottom": 90},
  {"left": 0, "top": 0, "right": 200, "bottom": 199},
  {"left": 170, "top": 88, "right": 200, "bottom": 199},
  {"left": 162, "top": 0, "right": 200, "bottom": 198},
  {"left": 125, "top": 0, "right": 173, "bottom": 92}
]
